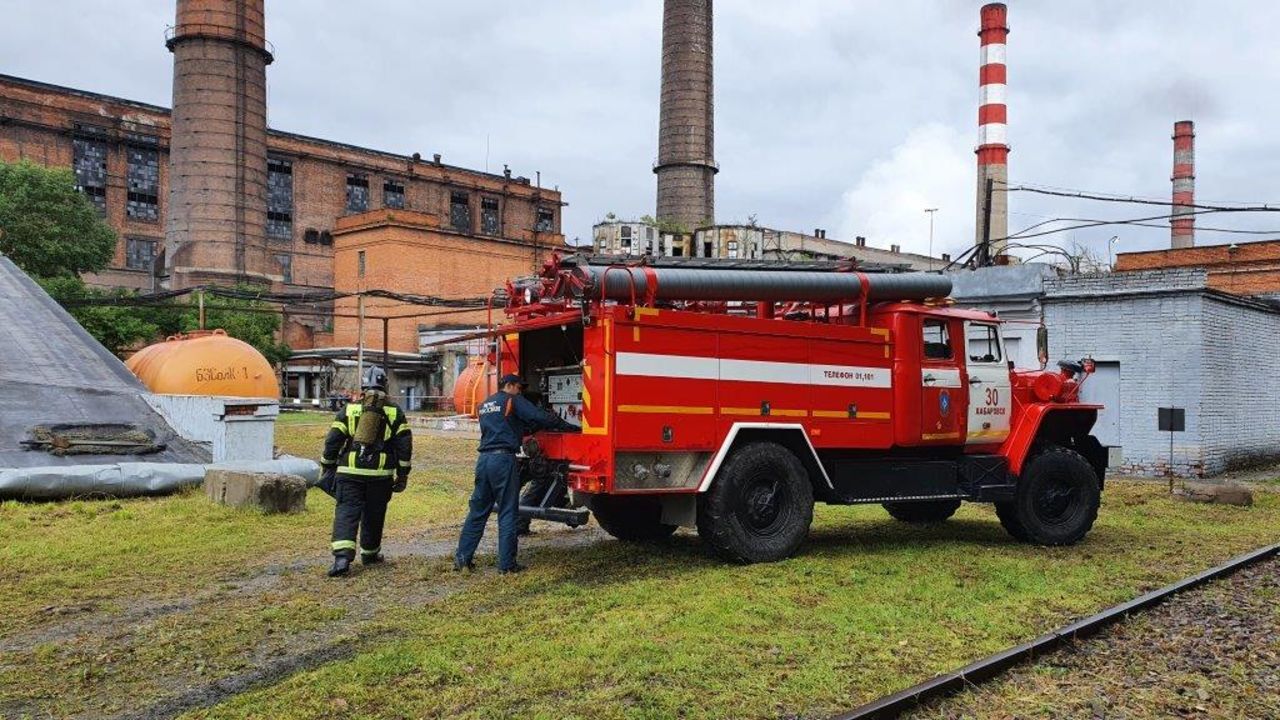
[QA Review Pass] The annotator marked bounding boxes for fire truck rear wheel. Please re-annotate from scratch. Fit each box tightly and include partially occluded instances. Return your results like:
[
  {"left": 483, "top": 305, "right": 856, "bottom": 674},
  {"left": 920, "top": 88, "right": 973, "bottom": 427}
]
[
  {"left": 589, "top": 495, "right": 678, "bottom": 542},
  {"left": 882, "top": 498, "right": 962, "bottom": 523},
  {"left": 697, "top": 442, "right": 814, "bottom": 564},
  {"left": 1005, "top": 446, "right": 1101, "bottom": 546}
]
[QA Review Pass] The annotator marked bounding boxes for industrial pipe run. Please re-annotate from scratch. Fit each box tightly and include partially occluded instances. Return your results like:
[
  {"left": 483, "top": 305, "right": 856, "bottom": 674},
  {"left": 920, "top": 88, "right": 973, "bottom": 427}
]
[{"left": 581, "top": 265, "right": 953, "bottom": 303}]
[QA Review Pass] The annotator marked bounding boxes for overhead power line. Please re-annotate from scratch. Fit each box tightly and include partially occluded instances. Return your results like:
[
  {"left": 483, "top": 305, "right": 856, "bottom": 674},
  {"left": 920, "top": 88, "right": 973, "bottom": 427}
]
[{"left": 1001, "top": 182, "right": 1280, "bottom": 213}]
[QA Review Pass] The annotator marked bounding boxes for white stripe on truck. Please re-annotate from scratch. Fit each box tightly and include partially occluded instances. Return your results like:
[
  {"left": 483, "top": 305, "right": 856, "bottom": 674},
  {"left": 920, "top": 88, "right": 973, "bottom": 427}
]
[{"left": 616, "top": 352, "right": 891, "bottom": 389}]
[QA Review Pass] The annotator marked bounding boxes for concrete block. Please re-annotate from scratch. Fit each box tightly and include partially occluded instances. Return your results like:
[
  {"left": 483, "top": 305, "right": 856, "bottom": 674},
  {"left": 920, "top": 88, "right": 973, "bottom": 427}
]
[
  {"left": 1174, "top": 481, "right": 1254, "bottom": 507},
  {"left": 205, "top": 469, "right": 307, "bottom": 513}
]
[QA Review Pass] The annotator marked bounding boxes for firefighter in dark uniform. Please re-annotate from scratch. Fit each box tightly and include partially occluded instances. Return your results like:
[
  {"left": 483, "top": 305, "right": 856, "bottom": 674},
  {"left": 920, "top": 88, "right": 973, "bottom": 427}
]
[
  {"left": 454, "top": 374, "right": 573, "bottom": 574},
  {"left": 320, "top": 365, "right": 413, "bottom": 578}
]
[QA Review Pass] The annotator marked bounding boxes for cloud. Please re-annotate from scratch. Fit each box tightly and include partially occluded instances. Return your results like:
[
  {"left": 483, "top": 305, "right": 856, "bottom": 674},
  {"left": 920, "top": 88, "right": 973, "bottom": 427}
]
[{"left": 833, "top": 123, "right": 972, "bottom": 255}]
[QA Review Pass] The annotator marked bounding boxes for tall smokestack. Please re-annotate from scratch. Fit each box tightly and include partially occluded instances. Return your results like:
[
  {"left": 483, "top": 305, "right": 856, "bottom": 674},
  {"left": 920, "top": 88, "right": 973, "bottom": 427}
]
[
  {"left": 654, "top": 0, "right": 717, "bottom": 231},
  {"left": 165, "top": 0, "right": 273, "bottom": 289},
  {"left": 1171, "top": 120, "right": 1196, "bottom": 249},
  {"left": 975, "top": 3, "right": 1009, "bottom": 257}
]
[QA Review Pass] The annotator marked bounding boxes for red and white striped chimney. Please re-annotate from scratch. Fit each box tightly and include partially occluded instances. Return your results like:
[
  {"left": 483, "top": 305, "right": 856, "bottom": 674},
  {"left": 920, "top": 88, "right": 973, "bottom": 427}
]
[
  {"left": 1171, "top": 120, "right": 1195, "bottom": 249},
  {"left": 975, "top": 3, "right": 1009, "bottom": 256}
]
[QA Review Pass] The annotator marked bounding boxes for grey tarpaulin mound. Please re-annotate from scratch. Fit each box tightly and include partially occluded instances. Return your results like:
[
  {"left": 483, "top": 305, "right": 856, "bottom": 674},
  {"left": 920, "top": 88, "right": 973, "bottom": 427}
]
[
  {"left": 0, "top": 254, "right": 209, "bottom": 482},
  {"left": 0, "top": 456, "right": 321, "bottom": 501}
]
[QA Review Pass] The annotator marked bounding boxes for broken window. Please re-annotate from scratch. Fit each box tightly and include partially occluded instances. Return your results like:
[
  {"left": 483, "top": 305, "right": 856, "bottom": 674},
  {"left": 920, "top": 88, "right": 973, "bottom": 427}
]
[
  {"left": 450, "top": 191, "right": 471, "bottom": 232},
  {"left": 125, "top": 142, "right": 159, "bottom": 222},
  {"left": 480, "top": 196, "right": 500, "bottom": 235},
  {"left": 345, "top": 173, "right": 369, "bottom": 213},
  {"left": 727, "top": 240, "right": 739, "bottom": 259},
  {"left": 535, "top": 206, "right": 555, "bottom": 232},
  {"left": 275, "top": 253, "right": 293, "bottom": 284},
  {"left": 384, "top": 180, "right": 405, "bottom": 209},
  {"left": 266, "top": 155, "right": 293, "bottom": 238},
  {"left": 619, "top": 225, "right": 632, "bottom": 250},
  {"left": 72, "top": 135, "right": 108, "bottom": 214},
  {"left": 125, "top": 237, "right": 156, "bottom": 270}
]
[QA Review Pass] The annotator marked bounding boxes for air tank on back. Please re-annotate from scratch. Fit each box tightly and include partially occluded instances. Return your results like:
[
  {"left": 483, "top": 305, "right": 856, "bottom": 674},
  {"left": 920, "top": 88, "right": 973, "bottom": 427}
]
[{"left": 126, "top": 330, "right": 279, "bottom": 398}]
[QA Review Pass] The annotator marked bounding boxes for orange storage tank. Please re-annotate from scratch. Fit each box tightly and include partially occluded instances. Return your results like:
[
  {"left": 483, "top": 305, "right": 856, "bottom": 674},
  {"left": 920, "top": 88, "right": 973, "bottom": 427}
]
[
  {"left": 452, "top": 358, "right": 496, "bottom": 417},
  {"left": 126, "top": 329, "right": 280, "bottom": 398}
]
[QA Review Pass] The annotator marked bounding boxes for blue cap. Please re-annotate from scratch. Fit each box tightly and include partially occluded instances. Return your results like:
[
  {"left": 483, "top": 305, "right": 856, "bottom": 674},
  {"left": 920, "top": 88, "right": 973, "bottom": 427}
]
[{"left": 499, "top": 374, "right": 524, "bottom": 387}]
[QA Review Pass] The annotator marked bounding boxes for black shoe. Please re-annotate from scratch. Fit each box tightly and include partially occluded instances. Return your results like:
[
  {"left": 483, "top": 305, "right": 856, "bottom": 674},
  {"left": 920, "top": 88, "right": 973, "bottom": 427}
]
[
  {"left": 361, "top": 553, "right": 384, "bottom": 566},
  {"left": 327, "top": 555, "right": 352, "bottom": 578},
  {"left": 499, "top": 563, "right": 526, "bottom": 575},
  {"left": 453, "top": 559, "right": 476, "bottom": 572},
  {"left": 516, "top": 526, "right": 532, "bottom": 537}
]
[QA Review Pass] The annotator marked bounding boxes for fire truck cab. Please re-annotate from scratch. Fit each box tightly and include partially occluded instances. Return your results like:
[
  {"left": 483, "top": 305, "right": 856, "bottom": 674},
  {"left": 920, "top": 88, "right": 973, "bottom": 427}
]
[{"left": 498, "top": 257, "right": 1107, "bottom": 564}]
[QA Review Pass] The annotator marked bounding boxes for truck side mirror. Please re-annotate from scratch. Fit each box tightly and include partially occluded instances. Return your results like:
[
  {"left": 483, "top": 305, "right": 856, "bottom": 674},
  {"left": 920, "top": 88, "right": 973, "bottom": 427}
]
[{"left": 1036, "top": 325, "right": 1049, "bottom": 370}]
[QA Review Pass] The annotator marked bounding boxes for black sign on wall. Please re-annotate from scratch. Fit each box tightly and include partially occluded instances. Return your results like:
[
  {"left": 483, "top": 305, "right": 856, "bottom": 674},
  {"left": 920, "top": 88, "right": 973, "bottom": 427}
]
[{"left": 1158, "top": 407, "right": 1186, "bottom": 432}]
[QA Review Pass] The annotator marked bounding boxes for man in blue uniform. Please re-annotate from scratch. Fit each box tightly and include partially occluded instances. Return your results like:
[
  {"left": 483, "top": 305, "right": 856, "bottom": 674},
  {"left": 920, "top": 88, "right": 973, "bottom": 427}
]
[
  {"left": 320, "top": 366, "right": 412, "bottom": 578},
  {"left": 454, "top": 373, "right": 573, "bottom": 574}
]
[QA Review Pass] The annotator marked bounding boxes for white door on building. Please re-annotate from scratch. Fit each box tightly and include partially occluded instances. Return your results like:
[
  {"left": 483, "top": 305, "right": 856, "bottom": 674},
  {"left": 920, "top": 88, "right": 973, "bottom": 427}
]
[
  {"left": 1079, "top": 361, "right": 1120, "bottom": 448},
  {"left": 963, "top": 321, "right": 1013, "bottom": 444}
]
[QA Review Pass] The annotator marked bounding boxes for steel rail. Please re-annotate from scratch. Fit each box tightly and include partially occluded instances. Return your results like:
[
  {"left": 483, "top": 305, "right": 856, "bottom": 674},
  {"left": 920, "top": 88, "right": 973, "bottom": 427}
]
[{"left": 830, "top": 541, "right": 1280, "bottom": 720}]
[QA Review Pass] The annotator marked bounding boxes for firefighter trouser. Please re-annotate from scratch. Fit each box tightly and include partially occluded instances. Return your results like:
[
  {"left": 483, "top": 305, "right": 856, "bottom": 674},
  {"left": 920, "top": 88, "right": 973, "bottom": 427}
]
[
  {"left": 331, "top": 473, "right": 394, "bottom": 558},
  {"left": 455, "top": 451, "right": 521, "bottom": 571},
  {"left": 517, "top": 471, "right": 568, "bottom": 533}
]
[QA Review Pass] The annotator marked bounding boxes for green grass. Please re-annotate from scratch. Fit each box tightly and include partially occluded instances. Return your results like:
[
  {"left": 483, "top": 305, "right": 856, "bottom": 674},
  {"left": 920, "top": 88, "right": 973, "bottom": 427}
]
[{"left": 1, "top": 420, "right": 1277, "bottom": 719}]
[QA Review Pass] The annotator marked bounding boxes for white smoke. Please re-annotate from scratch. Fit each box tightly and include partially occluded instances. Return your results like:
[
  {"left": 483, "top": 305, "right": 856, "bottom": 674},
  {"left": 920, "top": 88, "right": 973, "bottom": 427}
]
[{"left": 833, "top": 123, "right": 973, "bottom": 256}]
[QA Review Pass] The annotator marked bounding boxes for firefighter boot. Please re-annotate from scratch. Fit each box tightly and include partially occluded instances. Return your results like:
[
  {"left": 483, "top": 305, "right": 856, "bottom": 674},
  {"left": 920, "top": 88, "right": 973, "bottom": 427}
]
[
  {"left": 328, "top": 552, "right": 354, "bottom": 578},
  {"left": 361, "top": 551, "right": 385, "bottom": 566}
]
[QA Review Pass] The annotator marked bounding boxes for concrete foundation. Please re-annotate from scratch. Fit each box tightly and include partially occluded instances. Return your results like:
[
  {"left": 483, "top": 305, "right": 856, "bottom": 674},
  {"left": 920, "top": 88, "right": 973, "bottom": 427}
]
[{"left": 205, "top": 468, "right": 307, "bottom": 513}]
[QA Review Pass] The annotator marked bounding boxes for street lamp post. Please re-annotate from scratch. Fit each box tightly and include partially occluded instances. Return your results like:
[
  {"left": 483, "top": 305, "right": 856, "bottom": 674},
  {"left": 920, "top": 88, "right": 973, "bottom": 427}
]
[
  {"left": 924, "top": 208, "right": 939, "bottom": 270},
  {"left": 1108, "top": 235, "right": 1119, "bottom": 270}
]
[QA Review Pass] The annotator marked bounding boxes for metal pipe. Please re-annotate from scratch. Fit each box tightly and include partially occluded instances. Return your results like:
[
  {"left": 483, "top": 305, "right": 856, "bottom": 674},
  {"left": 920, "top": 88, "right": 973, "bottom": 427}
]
[{"left": 583, "top": 266, "right": 951, "bottom": 303}]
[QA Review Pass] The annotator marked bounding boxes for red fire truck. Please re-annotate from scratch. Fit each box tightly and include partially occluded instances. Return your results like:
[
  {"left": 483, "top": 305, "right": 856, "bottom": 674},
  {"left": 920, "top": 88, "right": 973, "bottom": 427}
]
[{"left": 500, "top": 256, "right": 1106, "bottom": 563}]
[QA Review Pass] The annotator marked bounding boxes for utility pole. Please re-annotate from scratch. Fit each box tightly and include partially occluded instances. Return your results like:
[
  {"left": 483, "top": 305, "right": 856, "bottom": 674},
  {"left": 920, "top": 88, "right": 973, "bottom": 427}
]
[
  {"left": 197, "top": 289, "right": 205, "bottom": 330},
  {"left": 924, "top": 208, "right": 938, "bottom": 270},
  {"left": 356, "top": 252, "right": 366, "bottom": 386}
]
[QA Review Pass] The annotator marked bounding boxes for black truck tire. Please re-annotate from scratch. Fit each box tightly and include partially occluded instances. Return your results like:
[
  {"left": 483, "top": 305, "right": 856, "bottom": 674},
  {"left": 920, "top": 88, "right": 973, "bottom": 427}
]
[
  {"left": 589, "top": 494, "right": 678, "bottom": 542},
  {"left": 697, "top": 442, "right": 814, "bottom": 563},
  {"left": 883, "top": 498, "right": 962, "bottom": 523},
  {"left": 1002, "top": 446, "right": 1101, "bottom": 546}
]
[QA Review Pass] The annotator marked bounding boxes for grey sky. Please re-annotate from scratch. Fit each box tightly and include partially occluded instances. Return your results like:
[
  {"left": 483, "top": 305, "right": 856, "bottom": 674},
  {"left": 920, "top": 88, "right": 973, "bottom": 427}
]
[{"left": 3, "top": 1, "right": 1278, "bottom": 260}]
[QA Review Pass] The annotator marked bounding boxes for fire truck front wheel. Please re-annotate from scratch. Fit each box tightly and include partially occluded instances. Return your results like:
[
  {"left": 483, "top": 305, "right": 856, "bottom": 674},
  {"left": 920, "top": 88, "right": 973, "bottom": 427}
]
[
  {"left": 697, "top": 442, "right": 814, "bottom": 564},
  {"left": 589, "top": 495, "right": 678, "bottom": 542},
  {"left": 1002, "top": 446, "right": 1101, "bottom": 546}
]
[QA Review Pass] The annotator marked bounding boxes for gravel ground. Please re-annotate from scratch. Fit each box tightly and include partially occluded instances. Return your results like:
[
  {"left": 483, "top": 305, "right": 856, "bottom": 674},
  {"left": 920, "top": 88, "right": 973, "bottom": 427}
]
[{"left": 910, "top": 554, "right": 1280, "bottom": 719}]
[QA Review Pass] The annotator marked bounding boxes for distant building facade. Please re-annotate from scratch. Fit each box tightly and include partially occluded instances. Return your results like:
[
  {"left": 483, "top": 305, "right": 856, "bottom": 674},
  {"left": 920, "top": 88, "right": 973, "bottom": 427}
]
[
  {"left": 591, "top": 220, "right": 938, "bottom": 270},
  {"left": 1115, "top": 238, "right": 1280, "bottom": 297},
  {"left": 0, "top": 73, "right": 565, "bottom": 349}
]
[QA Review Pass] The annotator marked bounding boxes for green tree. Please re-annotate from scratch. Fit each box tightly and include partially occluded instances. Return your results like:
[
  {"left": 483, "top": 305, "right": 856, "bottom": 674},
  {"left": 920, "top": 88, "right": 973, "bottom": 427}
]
[
  {"left": 39, "top": 276, "right": 183, "bottom": 355},
  {"left": 179, "top": 289, "right": 292, "bottom": 366},
  {"left": 0, "top": 160, "right": 116, "bottom": 278}
]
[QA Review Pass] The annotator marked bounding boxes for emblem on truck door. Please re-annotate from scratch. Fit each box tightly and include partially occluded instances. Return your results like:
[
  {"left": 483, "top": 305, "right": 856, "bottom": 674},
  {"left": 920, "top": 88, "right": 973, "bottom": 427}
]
[{"left": 940, "top": 390, "right": 952, "bottom": 415}]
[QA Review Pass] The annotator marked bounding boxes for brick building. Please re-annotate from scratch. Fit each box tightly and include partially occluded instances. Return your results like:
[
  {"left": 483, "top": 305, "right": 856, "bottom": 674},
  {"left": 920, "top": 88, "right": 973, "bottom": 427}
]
[
  {"left": 331, "top": 209, "right": 560, "bottom": 354},
  {"left": 0, "top": 72, "right": 565, "bottom": 348},
  {"left": 1044, "top": 268, "right": 1280, "bottom": 476},
  {"left": 1114, "top": 238, "right": 1280, "bottom": 296}
]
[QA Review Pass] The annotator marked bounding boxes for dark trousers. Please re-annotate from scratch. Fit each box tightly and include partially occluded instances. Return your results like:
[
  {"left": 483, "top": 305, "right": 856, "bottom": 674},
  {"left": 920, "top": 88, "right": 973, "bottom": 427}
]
[
  {"left": 331, "top": 474, "right": 393, "bottom": 557},
  {"left": 455, "top": 452, "right": 520, "bottom": 570}
]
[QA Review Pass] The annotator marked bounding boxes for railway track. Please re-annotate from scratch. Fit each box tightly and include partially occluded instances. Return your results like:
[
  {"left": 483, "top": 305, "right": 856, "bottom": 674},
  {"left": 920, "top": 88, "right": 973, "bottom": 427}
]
[{"left": 831, "top": 541, "right": 1280, "bottom": 720}]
